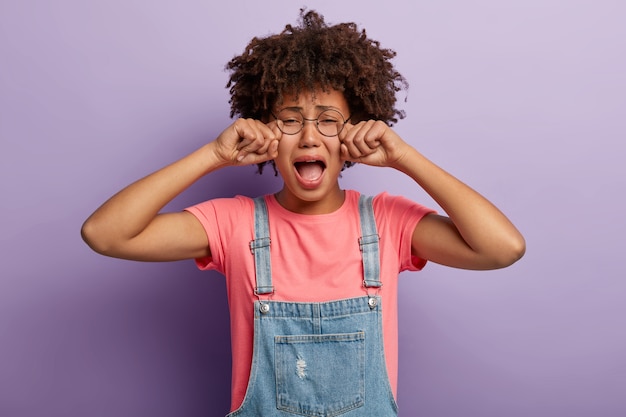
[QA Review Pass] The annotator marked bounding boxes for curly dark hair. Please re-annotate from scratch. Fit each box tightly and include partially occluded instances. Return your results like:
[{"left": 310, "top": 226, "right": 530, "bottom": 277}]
[{"left": 225, "top": 8, "right": 408, "bottom": 173}]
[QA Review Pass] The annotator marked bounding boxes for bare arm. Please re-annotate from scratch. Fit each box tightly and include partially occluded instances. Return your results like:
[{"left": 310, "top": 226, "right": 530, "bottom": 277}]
[
  {"left": 340, "top": 121, "right": 525, "bottom": 270},
  {"left": 81, "top": 119, "right": 280, "bottom": 261}
]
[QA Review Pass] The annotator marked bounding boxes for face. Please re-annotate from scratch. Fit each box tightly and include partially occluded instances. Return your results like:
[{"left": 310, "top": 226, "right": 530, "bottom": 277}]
[{"left": 272, "top": 88, "right": 350, "bottom": 214}]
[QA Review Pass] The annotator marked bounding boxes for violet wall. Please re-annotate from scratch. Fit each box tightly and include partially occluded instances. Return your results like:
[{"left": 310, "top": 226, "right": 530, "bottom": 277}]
[{"left": 1, "top": 0, "right": 625, "bottom": 416}]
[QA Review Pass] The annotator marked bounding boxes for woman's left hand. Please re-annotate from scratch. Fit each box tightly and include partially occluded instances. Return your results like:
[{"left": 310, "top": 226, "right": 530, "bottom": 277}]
[{"left": 339, "top": 120, "right": 410, "bottom": 168}]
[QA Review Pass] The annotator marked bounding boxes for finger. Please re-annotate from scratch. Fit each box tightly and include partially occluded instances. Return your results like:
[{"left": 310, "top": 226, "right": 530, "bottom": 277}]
[
  {"left": 235, "top": 122, "right": 268, "bottom": 151},
  {"left": 235, "top": 120, "right": 277, "bottom": 161},
  {"left": 343, "top": 123, "right": 377, "bottom": 159},
  {"left": 353, "top": 134, "right": 378, "bottom": 155},
  {"left": 236, "top": 122, "right": 280, "bottom": 164},
  {"left": 238, "top": 138, "right": 279, "bottom": 165},
  {"left": 262, "top": 123, "right": 282, "bottom": 160},
  {"left": 232, "top": 121, "right": 256, "bottom": 154},
  {"left": 363, "top": 126, "right": 382, "bottom": 148},
  {"left": 340, "top": 143, "right": 355, "bottom": 162},
  {"left": 268, "top": 139, "right": 279, "bottom": 159},
  {"left": 359, "top": 120, "right": 384, "bottom": 149},
  {"left": 252, "top": 122, "right": 280, "bottom": 156},
  {"left": 339, "top": 122, "right": 362, "bottom": 158},
  {"left": 268, "top": 121, "right": 283, "bottom": 141}
]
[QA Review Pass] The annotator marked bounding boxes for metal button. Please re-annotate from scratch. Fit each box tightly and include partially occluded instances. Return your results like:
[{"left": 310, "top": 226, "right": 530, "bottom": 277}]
[
  {"left": 260, "top": 303, "right": 270, "bottom": 314},
  {"left": 368, "top": 297, "right": 377, "bottom": 309}
]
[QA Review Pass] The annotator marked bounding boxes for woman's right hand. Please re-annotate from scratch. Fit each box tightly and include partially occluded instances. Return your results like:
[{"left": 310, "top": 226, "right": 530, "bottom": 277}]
[{"left": 212, "top": 118, "right": 281, "bottom": 166}]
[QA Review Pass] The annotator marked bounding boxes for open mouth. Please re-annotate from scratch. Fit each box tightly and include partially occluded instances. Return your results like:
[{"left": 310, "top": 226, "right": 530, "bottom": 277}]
[{"left": 294, "top": 160, "right": 326, "bottom": 182}]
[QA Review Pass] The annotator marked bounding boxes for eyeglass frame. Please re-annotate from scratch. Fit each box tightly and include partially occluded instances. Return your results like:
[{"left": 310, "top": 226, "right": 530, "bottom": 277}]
[{"left": 270, "top": 108, "right": 351, "bottom": 137}]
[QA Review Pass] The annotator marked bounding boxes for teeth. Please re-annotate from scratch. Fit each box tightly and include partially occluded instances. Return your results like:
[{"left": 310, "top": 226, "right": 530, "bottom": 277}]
[{"left": 294, "top": 160, "right": 325, "bottom": 168}]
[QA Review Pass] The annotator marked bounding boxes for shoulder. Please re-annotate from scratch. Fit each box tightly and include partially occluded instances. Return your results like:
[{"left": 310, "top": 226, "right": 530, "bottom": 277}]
[
  {"left": 341, "top": 190, "right": 433, "bottom": 217},
  {"left": 369, "top": 192, "right": 436, "bottom": 235},
  {"left": 184, "top": 195, "right": 260, "bottom": 239},
  {"left": 186, "top": 195, "right": 255, "bottom": 218},
  {"left": 371, "top": 192, "right": 434, "bottom": 216}
]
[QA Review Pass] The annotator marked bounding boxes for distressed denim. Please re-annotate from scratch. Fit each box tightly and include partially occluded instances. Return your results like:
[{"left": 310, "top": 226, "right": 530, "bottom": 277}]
[{"left": 228, "top": 196, "right": 397, "bottom": 417}]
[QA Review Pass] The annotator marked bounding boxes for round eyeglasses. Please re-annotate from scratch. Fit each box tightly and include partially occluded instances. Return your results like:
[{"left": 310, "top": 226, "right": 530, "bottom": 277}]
[{"left": 272, "top": 108, "right": 350, "bottom": 137}]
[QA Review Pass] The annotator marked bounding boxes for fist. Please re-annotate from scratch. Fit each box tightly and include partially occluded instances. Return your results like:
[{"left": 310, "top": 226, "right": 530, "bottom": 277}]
[{"left": 214, "top": 118, "right": 281, "bottom": 165}]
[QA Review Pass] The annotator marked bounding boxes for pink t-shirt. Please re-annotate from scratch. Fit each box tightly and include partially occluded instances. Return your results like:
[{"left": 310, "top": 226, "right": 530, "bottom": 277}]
[{"left": 186, "top": 190, "right": 433, "bottom": 412}]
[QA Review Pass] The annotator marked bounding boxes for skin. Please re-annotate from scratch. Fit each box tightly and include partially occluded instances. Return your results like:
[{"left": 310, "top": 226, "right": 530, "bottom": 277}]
[
  {"left": 81, "top": 88, "right": 525, "bottom": 269},
  {"left": 272, "top": 90, "right": 349, "bottom": 215}
]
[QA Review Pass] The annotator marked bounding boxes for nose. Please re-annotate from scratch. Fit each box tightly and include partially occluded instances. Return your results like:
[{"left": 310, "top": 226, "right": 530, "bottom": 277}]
[{"left": 298, "top": 119, "right": 321, "bottom": 148}]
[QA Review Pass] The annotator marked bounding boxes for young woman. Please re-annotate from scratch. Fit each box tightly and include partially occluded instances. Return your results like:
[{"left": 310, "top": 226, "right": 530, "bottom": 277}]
[{"left": 82, "top": 10, "right": 525, "bottom": 416}]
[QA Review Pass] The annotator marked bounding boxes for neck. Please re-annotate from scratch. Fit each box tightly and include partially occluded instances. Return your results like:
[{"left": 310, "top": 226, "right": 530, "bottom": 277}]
[{"left": 275, "top": 187, "right": 345, "bottom": 215}]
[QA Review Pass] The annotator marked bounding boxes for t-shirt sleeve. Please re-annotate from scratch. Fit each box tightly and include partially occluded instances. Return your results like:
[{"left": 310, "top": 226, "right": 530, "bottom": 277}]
[
  {"left": 373, "top": 192, "right": 436, "bottom": 272},
  {"left": 184, "top": 196, "right": 252, "bottom": 272}
]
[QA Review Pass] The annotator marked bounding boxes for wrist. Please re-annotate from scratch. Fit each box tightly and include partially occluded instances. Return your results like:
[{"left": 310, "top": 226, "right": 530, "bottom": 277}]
[
  {"left": 389, "top": 145, "right": 422, "bottom": 173},
  {"left": 200, "top": 142, "right": 232, "bottom": 172}
]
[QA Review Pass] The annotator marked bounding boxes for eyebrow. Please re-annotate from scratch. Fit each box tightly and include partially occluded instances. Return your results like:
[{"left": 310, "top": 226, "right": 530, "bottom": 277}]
[{"left": 278, "top": 105, "right": 343, "bottom": 113}]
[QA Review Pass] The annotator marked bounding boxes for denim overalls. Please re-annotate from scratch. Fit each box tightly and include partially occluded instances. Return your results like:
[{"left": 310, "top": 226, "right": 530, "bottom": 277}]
[{"left": 227, "top": 195, "right": 398, "bottom": 417}]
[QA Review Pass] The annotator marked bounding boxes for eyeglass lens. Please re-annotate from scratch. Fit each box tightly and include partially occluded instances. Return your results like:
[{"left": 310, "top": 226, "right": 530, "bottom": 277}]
[{"left": 275, "top": 109, "right": 346, "bottom": 137}]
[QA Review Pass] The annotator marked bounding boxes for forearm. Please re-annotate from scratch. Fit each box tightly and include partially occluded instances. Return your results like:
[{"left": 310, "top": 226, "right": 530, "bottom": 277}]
[
  {"left": 393, "top": 147, "right": 525, "bottom": 266},
  {"left": 81, "top": 142, "right": 223, "bottom": 250},
  {"left": 81, "top": 118, "right": 280, "bottom": 259}
]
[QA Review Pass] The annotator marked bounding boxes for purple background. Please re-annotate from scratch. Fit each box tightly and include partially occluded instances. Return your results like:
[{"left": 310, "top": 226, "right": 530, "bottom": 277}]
[{"left": 1, "top": 0, "right": 625, "bottom": 416}]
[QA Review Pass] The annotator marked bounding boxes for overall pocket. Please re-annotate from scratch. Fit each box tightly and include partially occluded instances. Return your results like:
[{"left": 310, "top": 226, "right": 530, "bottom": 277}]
[{"left": 274, "top": 331, "right": 365, "bottom": 417}]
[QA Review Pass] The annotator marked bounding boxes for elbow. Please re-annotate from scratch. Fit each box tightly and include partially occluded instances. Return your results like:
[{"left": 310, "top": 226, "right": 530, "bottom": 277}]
[
  {"left": 491, "top": 234, "right": 526, "bottom": 269},
  {"left": 80, "top": 218, "right": 115, "bottom": 256}
]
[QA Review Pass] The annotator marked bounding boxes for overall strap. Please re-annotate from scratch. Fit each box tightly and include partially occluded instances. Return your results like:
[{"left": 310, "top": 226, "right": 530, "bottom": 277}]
[
  {"left": 251, "top": 195, "right": 380, "bottom": 294},
  {"left": 249, "top": 196, "right": 273, "bottom": 295},
  {"left": 358, "top": 195, "right": 382, "bottom": 288}
]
